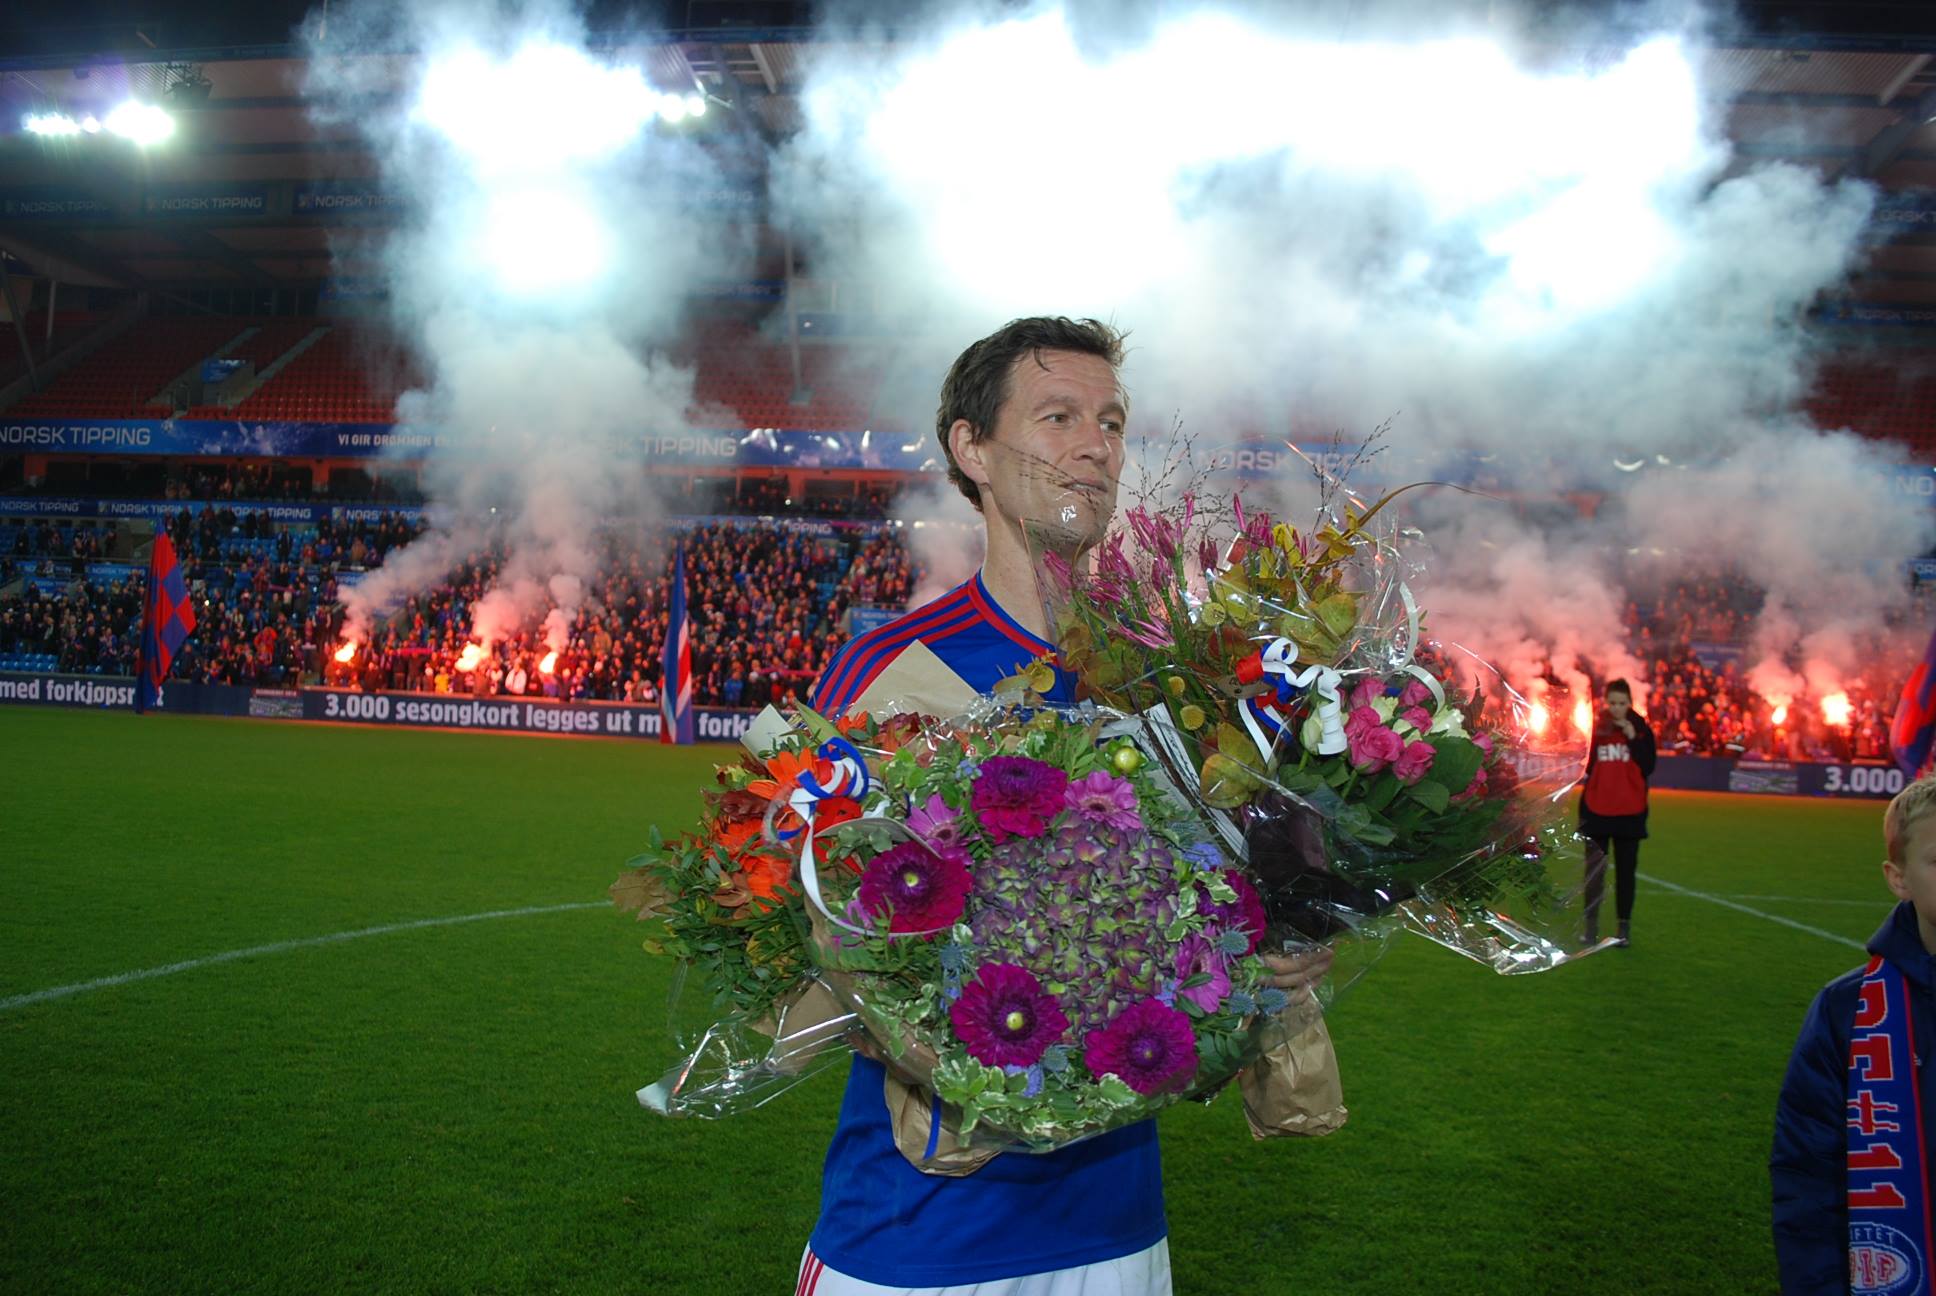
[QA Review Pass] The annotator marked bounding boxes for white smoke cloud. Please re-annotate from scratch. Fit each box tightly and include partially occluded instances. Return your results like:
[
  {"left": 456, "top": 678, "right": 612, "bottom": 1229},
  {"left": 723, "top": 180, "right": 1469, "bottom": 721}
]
[
  {"left": 309, "top": 0, "right": 743, "bottom": 649},
  {"left": 773, "top": 1, "right": 1934, "bottom": 706}
]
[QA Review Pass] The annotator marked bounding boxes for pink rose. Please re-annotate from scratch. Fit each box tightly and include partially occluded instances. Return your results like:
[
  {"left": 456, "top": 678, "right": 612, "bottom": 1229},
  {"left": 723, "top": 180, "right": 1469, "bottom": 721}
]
[
  {"left": 1349, "top": 678, "right": 1383, "bottom": 710},
  {"left": 1393, "top": 738, "right": 1436, "bottom": 785},
  {"left": 1399, "top": 678, "right": 1433, "bottom": 708},
  {"left": 1344, "top": 705, "right": 1383, "bottom": 743},
  {"left": 1472, "top": 732, "right": 1495, "bottom": 756},
  {"left": 1349, "top": 722, "right": 1404, "bottom": 773},
  {"left": 1402, "top": 706, "right": 1433, "bottom": 734}
]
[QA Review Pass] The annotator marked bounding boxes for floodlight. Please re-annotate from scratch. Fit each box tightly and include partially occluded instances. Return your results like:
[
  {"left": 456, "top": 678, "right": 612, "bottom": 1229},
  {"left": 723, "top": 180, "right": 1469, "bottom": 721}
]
[
  {"left": 23, "top": 112, "right": 82, "bottom": 136},
  {"left": 659, "top": 94, "right": 689, "bottom": 124},
  {"left": 104, "top": 101, "right": 173, "bottom": 145},
  {"left": 685, "top": 93, "right": 706, "bottom": 118},
  {"left": 479, "top": 188, "right": 611, "bottom": 296},
  {"left": 80, "top": 115, "right": 101, "bottom": 133}
]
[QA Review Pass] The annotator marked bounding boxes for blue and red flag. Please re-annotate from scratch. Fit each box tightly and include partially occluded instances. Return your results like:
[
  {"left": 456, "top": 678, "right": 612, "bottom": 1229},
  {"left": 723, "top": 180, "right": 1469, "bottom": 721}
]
[
  {"left": 661, "top": 543, "right": 694, "bottom": 745},
  {"left": 1891, "top": 621, "right": 1936, "bottom": 778},
  {"left": 134, "top": 531, "right": 196, "bottom": 714}
]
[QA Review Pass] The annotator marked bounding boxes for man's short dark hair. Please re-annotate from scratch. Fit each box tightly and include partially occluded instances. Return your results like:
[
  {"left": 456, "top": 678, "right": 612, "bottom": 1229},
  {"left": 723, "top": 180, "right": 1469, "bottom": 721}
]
[
  {"left": 935, "top": 316, "right": 1127, "bottom": 510},
  {"left": 1605, "top": 678, "right": 1632, "bottom": 700}
]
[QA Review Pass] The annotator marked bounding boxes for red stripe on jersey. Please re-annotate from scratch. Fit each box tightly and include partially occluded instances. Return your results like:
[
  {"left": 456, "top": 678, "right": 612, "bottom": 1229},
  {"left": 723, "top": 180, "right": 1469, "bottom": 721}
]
[
  {"left": 968, "top": 573, "right": 1056, "bottom": 658},
  {"left": 816, "top": 584, "right": 974, "bottom": 709}
]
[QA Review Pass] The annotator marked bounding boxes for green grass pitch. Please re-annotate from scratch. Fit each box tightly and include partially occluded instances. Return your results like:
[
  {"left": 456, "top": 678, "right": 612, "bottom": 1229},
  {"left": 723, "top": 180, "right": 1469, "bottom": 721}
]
[{"left": 0, "top": 708, "right": 1884, "bottom": 1293}]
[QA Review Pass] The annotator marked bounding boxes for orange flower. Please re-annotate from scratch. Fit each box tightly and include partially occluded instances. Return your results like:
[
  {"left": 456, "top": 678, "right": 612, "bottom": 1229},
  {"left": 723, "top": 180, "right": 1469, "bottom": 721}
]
[
  {"left": 740, "top": 852, "right": 794, "bottom": 903},
  {"left": 765, "top": 747, "right": 835, "bottom": 793},
  {"left": 715, "top": 818, "right": 765, "bottom": 856}
]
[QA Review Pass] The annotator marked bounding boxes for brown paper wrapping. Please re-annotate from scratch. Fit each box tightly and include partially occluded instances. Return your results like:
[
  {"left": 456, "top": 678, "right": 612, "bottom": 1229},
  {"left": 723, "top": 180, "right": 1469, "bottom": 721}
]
[
  {"left": 844, "top": 639, "right": 983, "bottom": 720},
  {"left": 1239, "top": 1002, "right": 1349, "bottom": 1139}
]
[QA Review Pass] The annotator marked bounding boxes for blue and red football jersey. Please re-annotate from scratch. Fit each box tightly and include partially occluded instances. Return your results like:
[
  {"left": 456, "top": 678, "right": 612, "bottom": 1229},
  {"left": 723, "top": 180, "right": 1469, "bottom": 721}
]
[{"left": 805, "top": 572, "right": 1167, "bottom": 1287}]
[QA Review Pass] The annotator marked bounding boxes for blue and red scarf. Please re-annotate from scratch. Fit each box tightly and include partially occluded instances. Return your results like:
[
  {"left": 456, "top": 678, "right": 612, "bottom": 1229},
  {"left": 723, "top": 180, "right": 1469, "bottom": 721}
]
[{"left": 1850, "top": 955, "right": 1936, "bottom": 1294}]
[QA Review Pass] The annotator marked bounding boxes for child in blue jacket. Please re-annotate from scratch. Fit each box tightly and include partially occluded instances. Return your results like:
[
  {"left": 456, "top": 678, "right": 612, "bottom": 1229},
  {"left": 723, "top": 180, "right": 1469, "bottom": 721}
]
[{"left": 1773, "top": 776, "right": 1936, "bottom": 1293}]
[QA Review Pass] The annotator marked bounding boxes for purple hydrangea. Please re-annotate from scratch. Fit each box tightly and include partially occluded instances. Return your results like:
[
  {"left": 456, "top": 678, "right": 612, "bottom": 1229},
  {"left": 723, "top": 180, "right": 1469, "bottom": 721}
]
[
  {"left": 971, "top": 756, "right": 1069, "bottom": 842},
  {"left": 857, "top": 841, "right": 971, "bottom": 935},
  {"left": 1083, "top": 998, "right": 1199, "bottom": 1095},
  {"left": 950, "top": 962, "right": 1071, "bottom": 1067}
]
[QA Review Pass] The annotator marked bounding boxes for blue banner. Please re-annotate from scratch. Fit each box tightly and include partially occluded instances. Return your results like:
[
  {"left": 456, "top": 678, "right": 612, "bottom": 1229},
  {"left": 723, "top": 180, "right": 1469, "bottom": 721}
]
[
  {"left": 849, "top": 606, "right": 899, "bottom": 636},
  {"left": 0, "top": 672, "right": 760, "bottom": 741},
  {"left": 203, "top": 358, "right": 248, "bottom": 384},
  {"left": 1871, "top": 189, "right": 1936, "bottom": 240},
  {"left": 1814, "top": 300, "right": 1936, "bottom": 328},
  {"left": 0, "top": 189, "right": 117, "bottom": 220},
  {"left": 1650, "top": 754, "right": 1902, "bottom": 799},
  {"left": 142, "top": 183, "right": 272, "bottom": 217},
  {"left": 293, "top": 182, "right": 408, "bottom": 217}
]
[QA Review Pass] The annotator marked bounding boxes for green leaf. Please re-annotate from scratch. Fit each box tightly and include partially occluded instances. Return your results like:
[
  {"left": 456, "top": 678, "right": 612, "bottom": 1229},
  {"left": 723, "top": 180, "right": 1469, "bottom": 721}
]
[
  {"left": 1424, "top": 735, "right": 1483, "bottom": 797},
  {"left": 1363, "top": 772, "right": 1401, "bottom": 813},
  {"left": 1408, "top": 779, "right": 1451, "bottom": 813}
]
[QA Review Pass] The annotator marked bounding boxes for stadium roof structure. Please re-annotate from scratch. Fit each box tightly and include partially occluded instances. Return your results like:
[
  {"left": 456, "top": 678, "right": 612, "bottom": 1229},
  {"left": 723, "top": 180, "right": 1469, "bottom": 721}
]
[{"left": 0, "top": 0, "right": 1933, "bottom": 298}]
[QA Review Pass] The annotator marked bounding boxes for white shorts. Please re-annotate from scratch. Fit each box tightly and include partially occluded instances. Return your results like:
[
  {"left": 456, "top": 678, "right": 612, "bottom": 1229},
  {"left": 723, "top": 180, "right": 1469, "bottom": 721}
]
[{"left": 794, "top": 1240, "right": 1172, "bottom": 1296}]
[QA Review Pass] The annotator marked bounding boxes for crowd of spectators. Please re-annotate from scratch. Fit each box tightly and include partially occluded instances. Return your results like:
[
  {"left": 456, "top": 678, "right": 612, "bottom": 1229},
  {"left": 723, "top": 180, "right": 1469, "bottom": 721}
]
[
  {"left": 4, "top": 493, "right": 1926, "bottom": 767},
  {"left": 0, "top": 576, "right": 142, "bottom": 675},
  {"left": 147, "top": 512, "right": 913, "bottom": 706},
  {"left": 1614, "top": 573, "right": 1909, "bottom": 763}
]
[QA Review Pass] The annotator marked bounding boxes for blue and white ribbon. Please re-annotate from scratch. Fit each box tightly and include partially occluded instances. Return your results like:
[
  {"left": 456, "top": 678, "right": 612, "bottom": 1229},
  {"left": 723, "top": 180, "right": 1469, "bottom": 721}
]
[{"left": 1240, "top": 637, "right": 1348, "bottom": 762}]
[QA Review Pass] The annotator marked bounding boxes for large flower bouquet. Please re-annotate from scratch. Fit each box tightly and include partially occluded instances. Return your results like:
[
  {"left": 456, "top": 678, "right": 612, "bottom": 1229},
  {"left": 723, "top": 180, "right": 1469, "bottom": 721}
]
[
  {"left": 1039, "top": 488, "right": 1584, "bottom": 969},
  {"left": 616, "top": 481, "right": 1595, "bottom": 1147},
  {"left": 619, "top": 698, "right": 1294, "bottom": 1148}
]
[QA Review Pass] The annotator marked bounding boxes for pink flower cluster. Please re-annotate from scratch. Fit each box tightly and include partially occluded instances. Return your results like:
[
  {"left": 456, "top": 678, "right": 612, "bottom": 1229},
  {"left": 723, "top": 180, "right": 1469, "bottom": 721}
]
[{"left": 1342, "top": 677, "right": 1438, "bottom": 783}]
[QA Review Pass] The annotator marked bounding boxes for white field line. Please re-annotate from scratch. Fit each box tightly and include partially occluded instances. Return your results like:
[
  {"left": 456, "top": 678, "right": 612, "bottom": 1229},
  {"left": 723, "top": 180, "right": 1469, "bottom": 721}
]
[
  {"left": 1714, "top": 894, "right": 1881, "bottom": 907},
  {"left": 1637, "top": 873, "right": 1865, "bottom": 951},
  {"left": 0, "top": 901, "right": 605, "bottom": 1013}
]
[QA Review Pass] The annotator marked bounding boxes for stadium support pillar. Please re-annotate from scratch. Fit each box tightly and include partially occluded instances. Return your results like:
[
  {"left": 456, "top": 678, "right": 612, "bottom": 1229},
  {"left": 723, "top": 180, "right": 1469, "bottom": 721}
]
[
  {"left": 0, "top": 261, "right": 39, "bottom": 392},
  {"left": 784, "top": 231, "right": 804, "bottom": 399},
  {"left": 44, "top": 281, "right": 56, "bottom": 347}
]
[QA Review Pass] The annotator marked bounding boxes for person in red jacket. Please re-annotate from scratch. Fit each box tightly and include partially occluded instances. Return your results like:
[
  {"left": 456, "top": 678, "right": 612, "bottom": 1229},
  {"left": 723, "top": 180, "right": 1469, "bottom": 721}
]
[{"left": 1578, "top": 678, "right": 1657, "bottom": 947}]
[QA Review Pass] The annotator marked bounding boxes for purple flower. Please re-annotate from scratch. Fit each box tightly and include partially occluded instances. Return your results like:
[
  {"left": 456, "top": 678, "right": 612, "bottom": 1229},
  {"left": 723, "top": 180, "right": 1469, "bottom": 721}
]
[
  {"left": 1174, "top": 937, "right": 1231, "bottom": 1012},
  {"left": 1065, "top": 769, "right": 1143, "bottom": 833},
  {"left": 1198, "top": 868, "right": 1267, "bottom": 954},
  {"left": 950, "top": 962, "right": 1071, "bottom": 1067},
  {"left": 908, "top": 793, "right": 969, "bottom": 854},
  {"left": 857, "top": 841, "right": 971, "bottom": 934},
  {"left": 1392, "top": 738, "right": 1436, "bottom": 785},
  {"left": 971, "top": 756, "right": 1069, "bottom": 842},
  {"left": 1083, "top": 998, "right": 1199, "bottom": 1095}
]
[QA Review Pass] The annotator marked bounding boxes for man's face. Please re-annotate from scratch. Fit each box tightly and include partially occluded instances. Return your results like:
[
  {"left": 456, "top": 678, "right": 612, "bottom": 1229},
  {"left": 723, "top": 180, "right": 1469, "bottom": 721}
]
[{"left": 950, "top": 349, "right": 1126, "bottom": 551}]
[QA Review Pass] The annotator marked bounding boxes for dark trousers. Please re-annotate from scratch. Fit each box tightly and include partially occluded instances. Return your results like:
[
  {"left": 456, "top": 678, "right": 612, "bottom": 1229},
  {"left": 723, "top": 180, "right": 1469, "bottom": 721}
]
[{"left": 1583, "top": 835, "right": 1640, "bottom": 939}]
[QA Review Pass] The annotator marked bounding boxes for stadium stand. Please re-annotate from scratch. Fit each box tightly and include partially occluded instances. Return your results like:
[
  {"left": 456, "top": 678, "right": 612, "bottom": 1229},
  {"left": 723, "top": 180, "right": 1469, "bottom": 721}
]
[
  {"left": 226, "top": 324, "right": 418, "bottom": 423},
  {"left": 1806, "top": 353, "right": 1936, "bottom": 456},
  {"left": 6, "top": 316, "right": 247, "bottom": 419},
  {"left": 0, "top": 310, "right": 106, "bottom": 390}
]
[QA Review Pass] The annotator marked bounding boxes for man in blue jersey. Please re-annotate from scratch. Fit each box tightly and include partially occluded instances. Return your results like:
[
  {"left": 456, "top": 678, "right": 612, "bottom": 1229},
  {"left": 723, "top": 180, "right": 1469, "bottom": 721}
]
[{"left": 801, "top": 317, "right": 1336, "bottom": 1296}]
